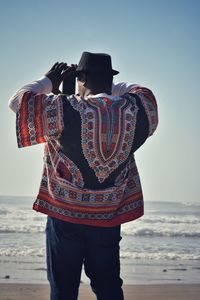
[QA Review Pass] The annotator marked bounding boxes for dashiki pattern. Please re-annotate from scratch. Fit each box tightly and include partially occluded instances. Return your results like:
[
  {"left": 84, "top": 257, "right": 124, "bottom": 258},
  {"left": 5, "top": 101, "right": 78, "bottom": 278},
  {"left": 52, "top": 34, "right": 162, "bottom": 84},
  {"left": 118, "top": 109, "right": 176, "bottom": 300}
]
[
  {"left": 16, "top": 91, "right": 64, "bottom": 147},
  {"left": 128, "top": 87, "right": 158, "bottom": 136},
  {"left": 68, "top": 95, "right": 138, "bottom": 183},
  {"left": 34, "top": 140, "right": 143, "bottom": 226},
  {"left": 16, "top": 87, "right": 158, "bottom": 227}
]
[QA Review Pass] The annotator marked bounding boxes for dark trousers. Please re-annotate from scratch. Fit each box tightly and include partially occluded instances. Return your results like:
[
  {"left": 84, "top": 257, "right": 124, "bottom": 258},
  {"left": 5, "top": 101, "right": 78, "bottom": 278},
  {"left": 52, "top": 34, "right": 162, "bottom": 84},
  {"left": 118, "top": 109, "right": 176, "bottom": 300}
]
[{"left": 46, "top": 216, "right": 124, "bottom": 300}]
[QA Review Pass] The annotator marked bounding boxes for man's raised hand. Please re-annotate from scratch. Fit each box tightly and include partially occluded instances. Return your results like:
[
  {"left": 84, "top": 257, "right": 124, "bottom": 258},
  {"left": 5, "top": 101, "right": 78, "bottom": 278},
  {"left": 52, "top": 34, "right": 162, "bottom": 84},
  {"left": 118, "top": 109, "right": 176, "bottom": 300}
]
[{"left": 45, "top": 62, "right": 77, "bottom": 95}]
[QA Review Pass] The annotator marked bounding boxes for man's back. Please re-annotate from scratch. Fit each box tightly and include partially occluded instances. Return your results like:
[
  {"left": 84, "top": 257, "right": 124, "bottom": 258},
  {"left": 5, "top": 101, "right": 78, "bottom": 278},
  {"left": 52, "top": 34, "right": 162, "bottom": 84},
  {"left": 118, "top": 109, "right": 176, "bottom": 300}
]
[
  {"left": 8, "top": 52, "right": 158, "bottom": 300},
  {"left": 60, "top": 92, "right": 149, "bottom": 189},
  {"left": 12, "top": 78, "right": 157, "bottom": 226}
]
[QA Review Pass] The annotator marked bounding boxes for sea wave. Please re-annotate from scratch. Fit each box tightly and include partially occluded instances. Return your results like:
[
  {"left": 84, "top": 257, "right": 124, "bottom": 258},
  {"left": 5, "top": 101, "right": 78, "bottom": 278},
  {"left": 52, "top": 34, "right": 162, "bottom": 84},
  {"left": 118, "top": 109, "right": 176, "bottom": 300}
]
[
  {"left": 121, "top": 225, "right": 200, "bottom": 238},
  {"left": 181, "top": 202, "right": 200, "bottom": 208},
  {"left": 0, "top": 224, "right": 45, "bottom": 234},
  {"left": 0, "top": 212, "right": 199, "bottom": 237},
  {"left": 0, "top": 205, "right": 46, "bottom": 233},
  {"left": 121, "top": 217, "right": 200, "bottom": 238},
  {"left": 120, "top": 251, "right": 200, "bottom": 261},
  {"left": 122, "top": 227, "right": 200, "bottom": 238},
  {"left": 1, "top": 226, "right": 199, "bottom": 237},
  {"left": 139, "top": 215, "right": 200, "bottom": 225},
  {"left": 0, "top": 247, "right": 199, "bottom": 261},
  {"left": 0, "top": 209, "right": 8, "bottom": 215},
  {"left": 0, "top": 247, "right": 45, "bottom": 257}
]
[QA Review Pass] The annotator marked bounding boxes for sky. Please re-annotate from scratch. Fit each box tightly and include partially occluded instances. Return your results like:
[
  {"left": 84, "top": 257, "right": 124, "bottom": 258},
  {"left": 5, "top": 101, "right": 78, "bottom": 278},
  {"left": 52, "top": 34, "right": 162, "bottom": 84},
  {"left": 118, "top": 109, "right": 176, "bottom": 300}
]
[{"left": 0, "top": 0, "right": 199, "bottom": 203}]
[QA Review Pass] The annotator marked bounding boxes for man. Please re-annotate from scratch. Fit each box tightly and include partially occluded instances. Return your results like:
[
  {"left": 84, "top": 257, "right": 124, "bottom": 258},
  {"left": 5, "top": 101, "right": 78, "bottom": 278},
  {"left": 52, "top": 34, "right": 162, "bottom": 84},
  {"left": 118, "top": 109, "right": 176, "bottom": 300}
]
[{"left": 9, "top": 52, "right": 158, "bottom": 300}]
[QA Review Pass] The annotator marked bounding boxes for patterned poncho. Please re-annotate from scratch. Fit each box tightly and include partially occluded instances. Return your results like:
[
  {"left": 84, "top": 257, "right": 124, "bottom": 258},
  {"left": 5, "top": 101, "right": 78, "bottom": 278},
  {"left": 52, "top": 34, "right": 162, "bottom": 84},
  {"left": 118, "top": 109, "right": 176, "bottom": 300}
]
[{"left": 16, "top": 87, "right": 158, "bottom": 227}]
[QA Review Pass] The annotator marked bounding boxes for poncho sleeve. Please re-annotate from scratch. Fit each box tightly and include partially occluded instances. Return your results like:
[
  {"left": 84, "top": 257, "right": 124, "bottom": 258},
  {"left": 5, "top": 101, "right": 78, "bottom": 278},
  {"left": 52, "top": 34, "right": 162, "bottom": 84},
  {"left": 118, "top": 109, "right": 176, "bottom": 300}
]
[
  {"left": 112, "top": 82, "right": 158, "bottom": 137},
  {"left": 128, "top": 86, "right": 158, "bottom": 137},
  {"left": 16, "top": 91, "right": 64, "bottom": 148}
]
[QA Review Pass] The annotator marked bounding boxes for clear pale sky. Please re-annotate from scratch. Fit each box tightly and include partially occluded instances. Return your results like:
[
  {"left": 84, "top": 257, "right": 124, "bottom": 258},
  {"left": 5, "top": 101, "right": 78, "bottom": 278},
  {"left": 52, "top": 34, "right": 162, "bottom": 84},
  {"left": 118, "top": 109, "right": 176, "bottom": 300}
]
[{"left": 0, "top": 0, "right": 199, "bottom": 203}]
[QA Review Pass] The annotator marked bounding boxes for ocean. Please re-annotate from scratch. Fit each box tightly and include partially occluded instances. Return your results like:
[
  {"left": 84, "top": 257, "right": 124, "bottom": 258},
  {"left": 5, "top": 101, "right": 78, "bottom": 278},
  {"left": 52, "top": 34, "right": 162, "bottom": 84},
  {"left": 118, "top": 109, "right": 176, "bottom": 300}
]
[{"left": 0, "top": 196, "right": 200, "bottom": 284}]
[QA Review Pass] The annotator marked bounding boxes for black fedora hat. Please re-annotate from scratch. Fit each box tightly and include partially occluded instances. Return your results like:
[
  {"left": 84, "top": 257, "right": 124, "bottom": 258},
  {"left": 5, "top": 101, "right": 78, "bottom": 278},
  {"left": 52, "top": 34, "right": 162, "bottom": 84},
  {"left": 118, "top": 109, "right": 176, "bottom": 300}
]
[{"left": 76, "top": 52, "right": 119, "bottom": 75}]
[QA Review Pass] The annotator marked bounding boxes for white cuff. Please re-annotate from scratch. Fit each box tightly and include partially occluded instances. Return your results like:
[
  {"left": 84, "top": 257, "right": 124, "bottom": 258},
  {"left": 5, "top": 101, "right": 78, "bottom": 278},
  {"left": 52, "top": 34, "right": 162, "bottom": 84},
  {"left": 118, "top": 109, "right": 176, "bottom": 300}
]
[
  {"left": 37, "top": 76, "right": 53, "bottom": 94},
  {"left": 112, "top": 82, "right": 138, "bottom": 96},
  {"left": 8, "top": 76, "right": 53, "bottom": 113}
]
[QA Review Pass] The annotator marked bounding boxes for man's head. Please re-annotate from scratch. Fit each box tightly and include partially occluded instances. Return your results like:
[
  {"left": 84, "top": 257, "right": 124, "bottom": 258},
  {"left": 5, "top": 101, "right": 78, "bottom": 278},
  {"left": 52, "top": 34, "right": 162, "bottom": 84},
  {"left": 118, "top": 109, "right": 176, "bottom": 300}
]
[{"left": 76, "top": 52, "right": 119, "bottom": 97}]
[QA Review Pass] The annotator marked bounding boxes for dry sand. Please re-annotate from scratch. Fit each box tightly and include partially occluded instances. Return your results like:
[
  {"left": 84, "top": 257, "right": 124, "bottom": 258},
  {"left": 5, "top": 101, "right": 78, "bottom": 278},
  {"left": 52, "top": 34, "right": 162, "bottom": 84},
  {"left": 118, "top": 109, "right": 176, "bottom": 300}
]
[{"left": 0, "top": 283, "right": 200, "bottom": 300}]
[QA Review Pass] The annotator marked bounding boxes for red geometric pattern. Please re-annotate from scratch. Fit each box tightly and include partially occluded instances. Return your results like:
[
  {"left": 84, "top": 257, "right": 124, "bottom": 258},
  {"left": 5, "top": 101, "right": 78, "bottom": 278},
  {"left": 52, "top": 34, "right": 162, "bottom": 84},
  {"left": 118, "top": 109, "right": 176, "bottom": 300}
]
[
  {"left": 129, "top": 87, "right": 158, "bottom": 136},
  {"left": 16, "top": 91, "right": 64, "bottom": 148}
]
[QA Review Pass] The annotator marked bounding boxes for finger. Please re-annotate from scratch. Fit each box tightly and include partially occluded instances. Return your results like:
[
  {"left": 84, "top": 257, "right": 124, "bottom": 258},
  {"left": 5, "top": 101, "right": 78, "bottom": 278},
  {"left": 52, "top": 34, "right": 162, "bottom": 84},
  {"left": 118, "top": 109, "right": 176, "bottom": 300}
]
[
  {"left": 62, "top": 63, "right": 68, "bottom": 70},
  {"left": 62, "top": 65, "right": 70, "bottom": 73},
  {"left": 61, "top": 68, "right": 76, "bottom": 80},
  {"left": 57, "top": 62, "right": 66, "bottom": 71},
  {"left": 60, "top": 64, "right": 69, "bottom": 76},
  {"left": 63, "top": 65, "right": 76, "bottom": 73},
  {"left": 71, "top": 64, "right": 78, "bottom": 70},
  {"left": 53, "top": 62, "right": 63, "bottom": 71},
  {"left": 50, "top": 62, "right": 59, "bottom": 71}
]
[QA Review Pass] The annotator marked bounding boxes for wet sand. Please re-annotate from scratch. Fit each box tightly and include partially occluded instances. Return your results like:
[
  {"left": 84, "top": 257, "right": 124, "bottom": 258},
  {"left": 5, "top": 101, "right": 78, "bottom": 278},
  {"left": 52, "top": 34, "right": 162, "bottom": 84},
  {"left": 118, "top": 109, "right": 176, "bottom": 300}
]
[{"left": 0, "top": 283, "right": 200, "bottom": 300}]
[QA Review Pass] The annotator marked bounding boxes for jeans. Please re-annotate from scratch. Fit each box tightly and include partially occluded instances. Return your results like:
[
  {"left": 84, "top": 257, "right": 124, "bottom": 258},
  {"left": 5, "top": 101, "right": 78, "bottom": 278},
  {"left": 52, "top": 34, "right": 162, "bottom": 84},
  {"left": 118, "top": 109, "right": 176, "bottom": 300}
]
[{"left": 46, "top": 216, "right": 124, "bottom": 300}]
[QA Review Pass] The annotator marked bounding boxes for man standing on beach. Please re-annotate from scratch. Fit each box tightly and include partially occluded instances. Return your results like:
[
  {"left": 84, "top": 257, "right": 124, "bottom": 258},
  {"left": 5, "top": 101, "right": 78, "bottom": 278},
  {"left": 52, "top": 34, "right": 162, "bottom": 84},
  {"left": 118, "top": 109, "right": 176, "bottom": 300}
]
[{"left": 9, "top": 52, "right": 158, "bottom": 300}]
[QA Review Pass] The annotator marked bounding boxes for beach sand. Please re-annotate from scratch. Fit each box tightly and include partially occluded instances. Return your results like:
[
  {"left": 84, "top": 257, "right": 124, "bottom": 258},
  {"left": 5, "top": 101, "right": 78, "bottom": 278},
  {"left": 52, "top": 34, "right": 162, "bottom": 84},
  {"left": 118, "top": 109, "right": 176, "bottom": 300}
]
[{"left": 0, "top": 283, "right": 200, "bottom": 300}]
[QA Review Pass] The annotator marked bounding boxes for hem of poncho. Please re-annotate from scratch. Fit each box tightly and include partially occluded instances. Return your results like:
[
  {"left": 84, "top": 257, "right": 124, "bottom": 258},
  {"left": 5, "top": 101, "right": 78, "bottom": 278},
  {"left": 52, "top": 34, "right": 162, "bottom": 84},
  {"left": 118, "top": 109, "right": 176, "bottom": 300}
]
[{"left": 33, "top": 202, "right": 144, "bottom": 227}]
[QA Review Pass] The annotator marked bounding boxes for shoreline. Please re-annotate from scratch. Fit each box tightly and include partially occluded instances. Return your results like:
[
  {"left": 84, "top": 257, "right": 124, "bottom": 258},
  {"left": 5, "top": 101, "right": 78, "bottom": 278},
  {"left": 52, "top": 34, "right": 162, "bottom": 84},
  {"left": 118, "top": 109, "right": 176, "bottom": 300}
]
[
  {"left": 1, "top": 257, "right": 200, "bottom": 285},
  {"left": 0, "top": 283, "right": 200, "bottom": 300}
]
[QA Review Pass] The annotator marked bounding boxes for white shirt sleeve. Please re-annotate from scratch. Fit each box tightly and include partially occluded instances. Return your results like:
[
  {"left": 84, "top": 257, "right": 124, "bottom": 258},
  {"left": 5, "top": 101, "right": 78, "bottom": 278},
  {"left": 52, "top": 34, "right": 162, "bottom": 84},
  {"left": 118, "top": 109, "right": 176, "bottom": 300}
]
[
  {"left": 8, "top": 76, "right": 53, "bottom": 113},
  {"left": 112, "top": 82, "right": 139, "bottom": 96}
]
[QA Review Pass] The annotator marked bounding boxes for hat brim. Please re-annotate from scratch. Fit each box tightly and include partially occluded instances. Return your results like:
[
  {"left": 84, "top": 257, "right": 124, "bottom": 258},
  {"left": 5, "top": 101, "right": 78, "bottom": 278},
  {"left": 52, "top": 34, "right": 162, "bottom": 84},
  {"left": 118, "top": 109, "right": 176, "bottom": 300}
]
[
  {"left": 76, "top": 69, "right": 119, "bottom": 76},
  {"left": 112, "top": 70, "right": 119, "bottom": 75}
]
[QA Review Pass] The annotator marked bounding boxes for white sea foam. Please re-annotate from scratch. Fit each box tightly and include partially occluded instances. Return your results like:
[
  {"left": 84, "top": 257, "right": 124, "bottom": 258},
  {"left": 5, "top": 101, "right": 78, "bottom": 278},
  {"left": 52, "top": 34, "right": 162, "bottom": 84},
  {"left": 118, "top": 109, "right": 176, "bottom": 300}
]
[
  {"left": 0, "top": 246, "right": 199, "bottom": 261},
  {"left": 139, "top": 215, "right": 200, "bottom": 225},
  {"left": 0, "top": 247, "right": 45, "bottom": 257},
  {"left": 121, "top": 214, "right": 200, "bottom": 238},
  {"left": 0, "top": 204, "right": 46, "bottom": 233},
  {"left": 121, "top": 227, "right": 200, "bottom": 238},
  {"left": 0, "top": 224, "right": 45, "bottom": 234},
  {"left": 120, "top": 251, "right": 200, "bottom": 261}
]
